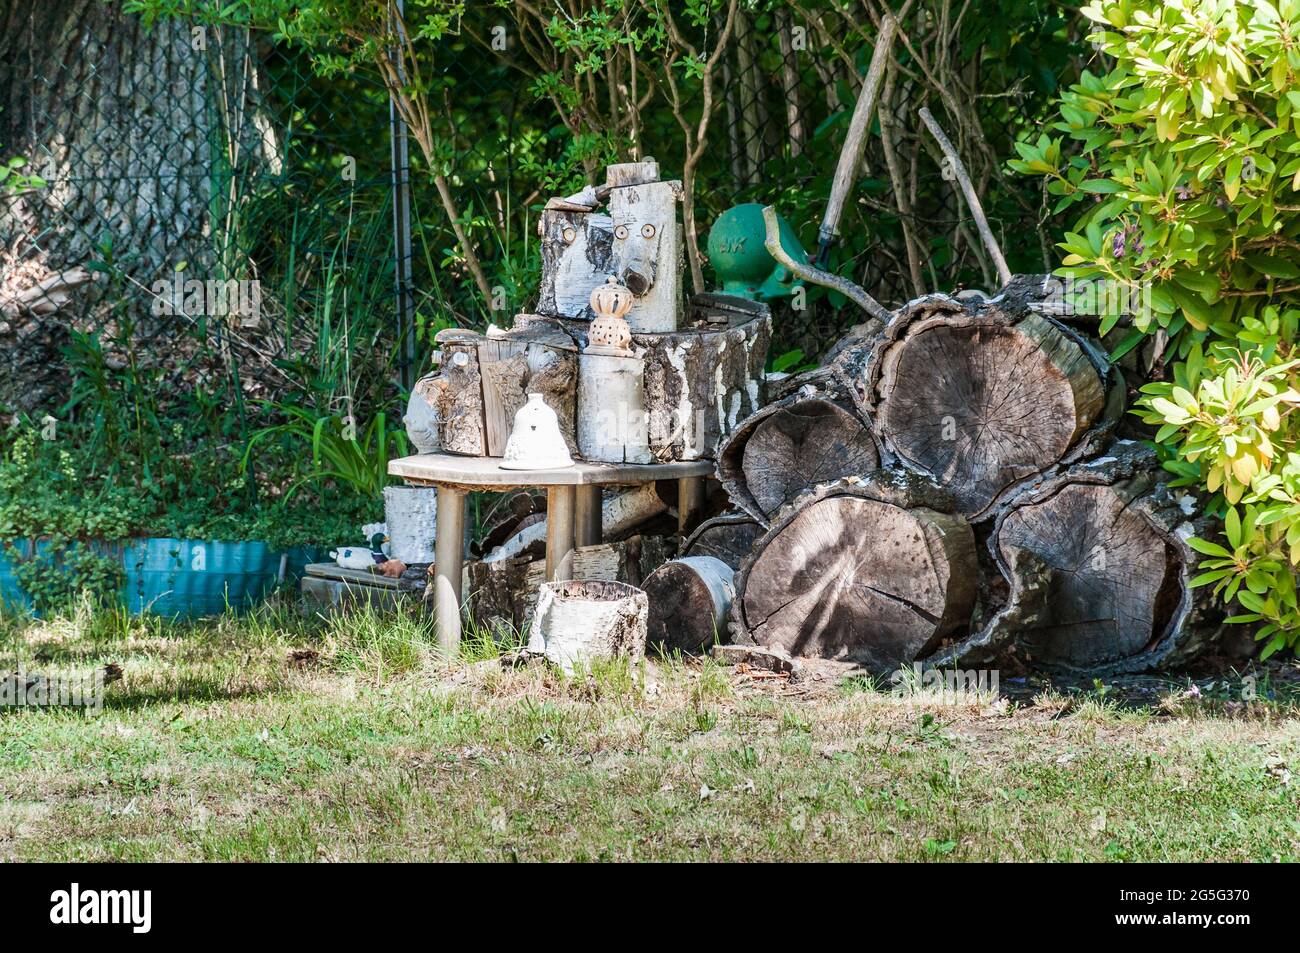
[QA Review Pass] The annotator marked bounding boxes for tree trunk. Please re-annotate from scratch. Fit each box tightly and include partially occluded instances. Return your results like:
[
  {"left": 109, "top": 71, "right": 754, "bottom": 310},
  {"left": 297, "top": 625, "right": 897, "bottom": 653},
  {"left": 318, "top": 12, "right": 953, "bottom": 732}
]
[
  {"left": 718, "top": 388, "right": 879, "bottom": 524},
  {"left": 0, "top": 2, "right": 279, "bottom": 411},
  {"left": 731, "top": 471, "right": 978, "bottom": 674},
  {"left": 645, "top": 555, "right": 734, "bottom": 655},
  {"left": 861, "top": 294, "right": 1110, "bottom": 520}
]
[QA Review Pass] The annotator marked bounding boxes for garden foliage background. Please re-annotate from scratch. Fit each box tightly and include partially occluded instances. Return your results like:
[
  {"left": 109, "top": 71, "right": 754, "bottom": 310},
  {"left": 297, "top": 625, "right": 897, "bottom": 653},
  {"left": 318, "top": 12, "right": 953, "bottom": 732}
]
[{"left": 0, "top": 0, "right": 1092, "bottom": 601}]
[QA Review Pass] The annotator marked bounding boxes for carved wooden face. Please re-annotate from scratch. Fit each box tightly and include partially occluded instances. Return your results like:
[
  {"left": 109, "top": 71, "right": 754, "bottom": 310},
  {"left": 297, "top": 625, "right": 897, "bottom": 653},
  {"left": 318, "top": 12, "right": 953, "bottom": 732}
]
[{"left": 610, "top": 185, "right": 671, "bottom": 296}]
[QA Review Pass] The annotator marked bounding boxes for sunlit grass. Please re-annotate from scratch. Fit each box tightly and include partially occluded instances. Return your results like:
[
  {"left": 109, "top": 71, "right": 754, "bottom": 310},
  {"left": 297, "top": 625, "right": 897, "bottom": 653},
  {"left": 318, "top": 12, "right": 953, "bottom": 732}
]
[{"left": 0, "top": 601, "right": 1298, "bottom": 861}]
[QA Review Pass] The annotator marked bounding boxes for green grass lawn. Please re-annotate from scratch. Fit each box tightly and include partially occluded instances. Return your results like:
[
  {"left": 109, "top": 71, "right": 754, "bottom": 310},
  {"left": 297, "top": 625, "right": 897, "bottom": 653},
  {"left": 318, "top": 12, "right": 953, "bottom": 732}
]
[{"left": 2, "top": 598, "right": 1298, "bottom": 862}]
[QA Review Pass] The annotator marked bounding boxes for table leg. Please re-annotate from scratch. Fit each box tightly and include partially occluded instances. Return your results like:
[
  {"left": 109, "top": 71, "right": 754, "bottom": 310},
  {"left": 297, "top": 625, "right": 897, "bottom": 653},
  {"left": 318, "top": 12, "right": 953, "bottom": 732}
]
[
  {"left": 575, "top": 485, "right": 602, "bottom": 547},
  {"left": 678, "top": 475, "right": 706, "bottom": 535},
  {"left": 433, "top": 486, "right": 467, "bottom": 658},
  {"left": 546, "top": 485, "right": 577, "bottom": 581}
]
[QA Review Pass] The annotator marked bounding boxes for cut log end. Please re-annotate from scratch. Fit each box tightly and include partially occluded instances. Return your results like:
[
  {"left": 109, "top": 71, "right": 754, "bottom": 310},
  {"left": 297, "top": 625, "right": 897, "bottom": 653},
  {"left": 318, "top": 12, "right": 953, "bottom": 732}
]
[
  {"left": 719, "top": 393, "right": 878, "bottom": 523},
  {"left": 996, "top": 480, "right": 1183, "bottom": 670},
  {"left": 740, "top": 399, "right": 879, "bottom": 518},
  {"left": 875, "top": 313, "right": 1104, "bottom": 519},
  {"left": 734, "top": 478, "right": 977, "bottom": 673}
]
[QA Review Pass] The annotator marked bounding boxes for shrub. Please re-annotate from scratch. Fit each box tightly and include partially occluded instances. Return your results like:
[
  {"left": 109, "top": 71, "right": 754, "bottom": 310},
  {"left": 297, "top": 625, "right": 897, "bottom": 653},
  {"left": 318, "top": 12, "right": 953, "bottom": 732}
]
[{"left": 1016, "top": 0, "right": 1300, "bottom": 655}]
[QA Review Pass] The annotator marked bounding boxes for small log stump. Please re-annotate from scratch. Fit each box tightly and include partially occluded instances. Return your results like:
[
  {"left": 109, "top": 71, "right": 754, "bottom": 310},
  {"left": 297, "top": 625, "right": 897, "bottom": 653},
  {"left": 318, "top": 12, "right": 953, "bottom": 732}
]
[
  {"left": 469, "top": 535, "right": 673, "bottom": 635},
  {"left": 527, "top": 578, "right": 649, "bottom": 674},
  {"left": 731, "top": 470, "right": 977, "bottom": 674},
  {"left": 645, "top": 555, "right": 734, "bottom": 655},
  {"left": 863, "top": 295, "right": 1109, "bottom": 520},
  {"left": 433, "top": 333, "right": 486, "bottom": 456},
  {"left": 718, "top": 387, "right": 879, "bottom": 524}
]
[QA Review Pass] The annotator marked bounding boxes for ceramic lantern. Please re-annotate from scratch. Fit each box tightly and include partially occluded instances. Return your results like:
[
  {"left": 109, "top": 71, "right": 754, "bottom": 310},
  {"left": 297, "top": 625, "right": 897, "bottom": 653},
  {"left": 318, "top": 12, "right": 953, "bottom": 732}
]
[
  {"left": 585, "top": 276, "right": 635, "bottom": 355},
  {"left": 500, "top": 393, "right": 574, "bottom": 470}
]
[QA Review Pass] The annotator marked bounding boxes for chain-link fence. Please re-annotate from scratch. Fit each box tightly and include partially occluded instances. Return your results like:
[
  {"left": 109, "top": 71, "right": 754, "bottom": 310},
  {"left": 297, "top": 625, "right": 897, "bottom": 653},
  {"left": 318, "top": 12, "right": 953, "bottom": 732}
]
[{"left": 1, "top": 0, "right": 1084, "bottom": 423}]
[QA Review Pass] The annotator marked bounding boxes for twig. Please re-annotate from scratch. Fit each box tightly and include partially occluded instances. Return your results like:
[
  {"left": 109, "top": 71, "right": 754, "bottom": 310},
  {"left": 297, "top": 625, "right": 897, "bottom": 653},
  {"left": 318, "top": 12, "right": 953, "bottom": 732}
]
[
  {"left": 762, "top": 206, "right": 891, "bottom": 322},
  {"left": 918, "top": 106, "right": 1012, "bottom": 287}
]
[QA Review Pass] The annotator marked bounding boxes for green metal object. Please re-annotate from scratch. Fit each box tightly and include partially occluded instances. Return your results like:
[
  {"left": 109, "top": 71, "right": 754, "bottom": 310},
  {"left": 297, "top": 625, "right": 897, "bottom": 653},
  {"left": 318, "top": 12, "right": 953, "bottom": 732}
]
[{"left": 706, "top": 203, "right": 807, "bottom": 301}]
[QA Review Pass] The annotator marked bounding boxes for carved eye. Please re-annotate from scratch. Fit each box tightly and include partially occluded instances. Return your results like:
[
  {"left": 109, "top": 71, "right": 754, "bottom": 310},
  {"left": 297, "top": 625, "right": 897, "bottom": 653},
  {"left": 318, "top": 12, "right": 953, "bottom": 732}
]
[
  {"left": 641, "top": 223, "right": 656, "bottom": 239},
  {"left": 562, "top": 227, "right": 576, "bottom": 244},
  {"left": 614, "top": 224, "right": 629, "bottom": 240}
]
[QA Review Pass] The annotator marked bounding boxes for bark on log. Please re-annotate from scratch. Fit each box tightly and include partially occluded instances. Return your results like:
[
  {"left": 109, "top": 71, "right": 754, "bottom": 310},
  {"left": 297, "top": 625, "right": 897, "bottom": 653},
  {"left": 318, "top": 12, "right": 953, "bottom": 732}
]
[
  {"left": 731, "top": 470, "right": 978, "bottom": 673},
  {"left": 527, "top": 579, "right": 649, "bottom": 674},
  {"left": 432, "top": 333, "right": 486, "bottom": 456},
  {"left": 608, "top": 179, "right": 683, "bottom": 333},
  {"left": 515, "top": 311, "right": 770, "bottom": 461},
  {"left": 469, "top": 536, "right": 673, "bottom": 637},
  {"left": 537, "top": 209, "right": 614, "bottom": 319},
  {"left": 862, "top": 294, "right": 1110, "bottom": 520},
  {"left": 717, "top": 387, "right": 879, "bottom": 524},
  {"left": 979, "top": 440, "right": 1220, "bottom": 676},
  {"left": 477, "top": 329, "right": 578, "bottom": 457},
  {"left": 577, "top": 351, "right": 651, "bottom": 463},
  {"left": 645, "top": 555, "right": 735, "bottom": 655},
  {"left": 681, "top": 511, "right": 763, "bottom": 569}
]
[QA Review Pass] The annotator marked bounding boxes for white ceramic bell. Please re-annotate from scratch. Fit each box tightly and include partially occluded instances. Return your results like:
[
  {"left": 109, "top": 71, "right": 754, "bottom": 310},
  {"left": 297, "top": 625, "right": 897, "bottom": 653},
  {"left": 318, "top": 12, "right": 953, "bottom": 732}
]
[{"left": 500, "top": 393, "right": 574, "bottom": 470}]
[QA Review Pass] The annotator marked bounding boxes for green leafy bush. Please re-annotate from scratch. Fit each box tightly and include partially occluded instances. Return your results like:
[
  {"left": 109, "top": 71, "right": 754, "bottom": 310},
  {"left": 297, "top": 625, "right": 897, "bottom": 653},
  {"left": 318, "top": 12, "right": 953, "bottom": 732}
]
[{"left": 1017, "top": 0, "right": 1300, "bottom": 655}]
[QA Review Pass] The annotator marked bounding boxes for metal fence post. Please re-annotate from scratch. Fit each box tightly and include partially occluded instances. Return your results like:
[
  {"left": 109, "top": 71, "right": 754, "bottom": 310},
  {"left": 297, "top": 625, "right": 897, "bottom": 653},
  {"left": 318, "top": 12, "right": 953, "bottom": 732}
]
[{"left": 389, "top": 0, "right": 416, "bottom": 392}]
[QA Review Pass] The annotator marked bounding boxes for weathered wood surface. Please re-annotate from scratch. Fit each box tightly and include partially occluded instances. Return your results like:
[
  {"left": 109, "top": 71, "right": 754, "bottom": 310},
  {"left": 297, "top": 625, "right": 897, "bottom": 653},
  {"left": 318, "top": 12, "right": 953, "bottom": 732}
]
[
  {"left": 731, "top": 471, "right": 977, "bottom": 674},
  {"left": 638, "top": 317, "right": 769, "bottom": 460},
  {"left": 424, "top": 332, "right": 488, "bottom": 456},
  {"left": 516, "top": 311, "right": 771, "bottom": 462},
  {"left": 470, "top": 536, "right": 672, "bottom": 637},
  {"left": 717, "top": 388, "right": 879, "bottom": 524},
  {"left": 986, "top": 441, "right": 1219, "bottom": 676},
  {"left": 852, "top": 294, "right": 1111, "bottom": 520},
  {"left": 527, "top": 579, "right": 649, "bottom": 674},
  {"left": 577, "top": 351, "right": 651, "bottom": 463},
  {"left": 476, "top": 330, "right": 579, "bottom": 457},
  {"left": 681, "top": 511, "right": 763, "bottom": 569},
  {"left": 608, "top": 179, "right": 684, "bottom": 333},
  {"left": 645, "top": 555, "right": 735, "bottom": 655},
  {"left": 537, "top": 209, "right": 613, "bottom": 319},
  {"left": 389, "top": 451, "right": 711, "bottom": 491}
]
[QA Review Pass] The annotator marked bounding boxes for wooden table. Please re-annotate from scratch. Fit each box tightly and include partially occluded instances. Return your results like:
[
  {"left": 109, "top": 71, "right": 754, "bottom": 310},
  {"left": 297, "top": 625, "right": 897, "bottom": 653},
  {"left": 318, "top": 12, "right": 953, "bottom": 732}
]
[{"left": 388, "top": 452, "right": 713, "bottom": 654}]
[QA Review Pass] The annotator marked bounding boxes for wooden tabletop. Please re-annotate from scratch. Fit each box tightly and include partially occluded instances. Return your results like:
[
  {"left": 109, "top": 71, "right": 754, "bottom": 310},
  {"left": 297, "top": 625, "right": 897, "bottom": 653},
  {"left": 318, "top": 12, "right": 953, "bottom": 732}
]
[{"left": 389, "top": 452, "right": 713, "bottom": 490}]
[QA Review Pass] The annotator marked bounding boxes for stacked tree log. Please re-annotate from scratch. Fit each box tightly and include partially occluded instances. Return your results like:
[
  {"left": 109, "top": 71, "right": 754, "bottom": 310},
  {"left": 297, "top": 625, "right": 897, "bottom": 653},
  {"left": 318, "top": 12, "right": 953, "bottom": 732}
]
[{"left": 712, "top": 288, "right": 1219, "bottom": 677}]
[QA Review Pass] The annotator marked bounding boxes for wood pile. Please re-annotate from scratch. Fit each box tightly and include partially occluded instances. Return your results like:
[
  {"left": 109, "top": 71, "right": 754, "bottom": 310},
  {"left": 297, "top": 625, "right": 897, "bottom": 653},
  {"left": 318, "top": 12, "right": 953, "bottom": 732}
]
[{"left": 708, "top": 283, "right": 1221, "bottom": 677}]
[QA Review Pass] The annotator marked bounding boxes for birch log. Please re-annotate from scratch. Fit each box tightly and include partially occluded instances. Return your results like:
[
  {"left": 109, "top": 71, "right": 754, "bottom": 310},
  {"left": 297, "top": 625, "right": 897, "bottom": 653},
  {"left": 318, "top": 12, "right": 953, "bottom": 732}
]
[
  {"left": 537, "top": 209, "right": 614, "bottom": 319},
  {"left": 608, "top": 179, "right": 684, "bottom": 333},
  {"left": 526, "top": 579, "right": 649, "bottom": 674},
  {"left": 645, "top": 556, "right": 735, "bottom": 655},
  {"left": 577, "top": 351, "right": 651, "bottom": 463}
]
